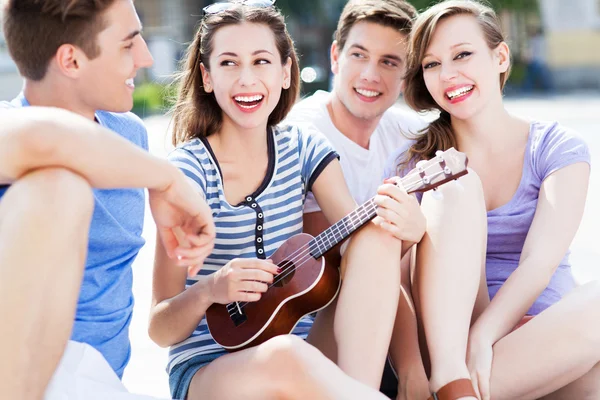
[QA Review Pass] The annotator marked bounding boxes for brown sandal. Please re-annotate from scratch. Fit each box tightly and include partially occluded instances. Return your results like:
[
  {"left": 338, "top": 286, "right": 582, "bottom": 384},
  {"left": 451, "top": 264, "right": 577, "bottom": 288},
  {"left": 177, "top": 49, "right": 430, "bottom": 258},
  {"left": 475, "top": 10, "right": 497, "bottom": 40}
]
[{"left": 427, "top": 378, "right": 477, "bottom": 400}]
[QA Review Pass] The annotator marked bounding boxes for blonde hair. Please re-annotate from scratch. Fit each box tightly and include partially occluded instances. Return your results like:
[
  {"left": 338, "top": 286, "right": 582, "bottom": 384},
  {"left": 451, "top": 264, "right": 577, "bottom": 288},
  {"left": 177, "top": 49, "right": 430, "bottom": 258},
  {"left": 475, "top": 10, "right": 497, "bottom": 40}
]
[
  {"left": 171, "top": 4, "right": 300, "bottom": 145},
  {"left": 398, "top": 0, "right": 511, "bottom": 173}
]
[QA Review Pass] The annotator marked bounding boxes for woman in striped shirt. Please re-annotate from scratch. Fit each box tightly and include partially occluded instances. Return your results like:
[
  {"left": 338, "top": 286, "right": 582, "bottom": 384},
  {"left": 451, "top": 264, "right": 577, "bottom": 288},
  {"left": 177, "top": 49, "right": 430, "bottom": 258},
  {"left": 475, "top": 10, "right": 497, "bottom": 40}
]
[{"left": 148, "top": 1, "right": 426, "bottom": 400}]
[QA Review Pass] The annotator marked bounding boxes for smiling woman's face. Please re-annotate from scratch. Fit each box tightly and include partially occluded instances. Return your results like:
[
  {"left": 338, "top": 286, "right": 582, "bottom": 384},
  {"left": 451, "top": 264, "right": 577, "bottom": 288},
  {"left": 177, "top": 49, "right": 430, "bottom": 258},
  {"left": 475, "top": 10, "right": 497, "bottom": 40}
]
[
  {"left": 420, "top": 14, "right": 509, "bottom": 121},
  {"left": 201, "top": 22, "right": 291, "bottom": 132}
]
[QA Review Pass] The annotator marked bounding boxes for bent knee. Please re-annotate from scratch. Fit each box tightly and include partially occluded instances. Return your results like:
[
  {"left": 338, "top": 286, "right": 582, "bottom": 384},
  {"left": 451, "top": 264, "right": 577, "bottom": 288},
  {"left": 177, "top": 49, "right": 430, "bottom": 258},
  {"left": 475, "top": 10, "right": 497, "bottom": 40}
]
[
  {"left": 3, "top": 168, "right": 94, "bottom": 222},
  {"left": 579, "top": 280, "right": 600, "bottom": 317},
  {"left": 257, "top": 335, "right": 312, "bottom": 370},
  {"left": 259, "top": 334, "right": 308, "bottom": 358},
  {"left": 421, "top": 167, "right": 486, "bottom": 230}
]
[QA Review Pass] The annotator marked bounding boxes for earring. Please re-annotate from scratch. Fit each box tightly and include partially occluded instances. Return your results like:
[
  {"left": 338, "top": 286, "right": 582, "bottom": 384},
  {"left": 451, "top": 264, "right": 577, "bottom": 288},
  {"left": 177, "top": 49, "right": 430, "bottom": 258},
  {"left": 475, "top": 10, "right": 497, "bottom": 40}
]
[
  {"left": 283, "top": 81, "right": 290, "bottom": 89},
  {"left": 204, "top": 84, "right": 212, "bottom": 93}
]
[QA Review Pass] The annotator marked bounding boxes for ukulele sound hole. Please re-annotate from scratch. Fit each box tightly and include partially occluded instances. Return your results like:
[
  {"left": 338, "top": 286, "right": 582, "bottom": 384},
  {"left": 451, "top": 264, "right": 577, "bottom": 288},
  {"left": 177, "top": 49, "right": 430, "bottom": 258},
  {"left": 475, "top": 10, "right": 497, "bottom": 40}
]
[{"left": 274, "top": 260, "right": 295, "bottom": 287}]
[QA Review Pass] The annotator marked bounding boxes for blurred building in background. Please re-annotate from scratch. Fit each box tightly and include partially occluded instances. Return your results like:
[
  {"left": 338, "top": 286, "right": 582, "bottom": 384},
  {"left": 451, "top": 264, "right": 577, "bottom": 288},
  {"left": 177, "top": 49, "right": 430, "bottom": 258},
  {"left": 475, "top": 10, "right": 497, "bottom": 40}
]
[
  {"left": 1, "top": 0, "right": 599, "bottom": 102},
  {"left": 539, "top": 0, "right": 600, "bottom": 90},
  {"left": 0, "top": 25, "right": 21, "bottom": 99}
]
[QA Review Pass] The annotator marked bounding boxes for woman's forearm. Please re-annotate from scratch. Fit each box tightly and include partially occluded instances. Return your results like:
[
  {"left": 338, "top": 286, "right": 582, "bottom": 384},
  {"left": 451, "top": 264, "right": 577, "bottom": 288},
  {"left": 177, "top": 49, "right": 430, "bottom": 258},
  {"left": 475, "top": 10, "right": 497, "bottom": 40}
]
[
  {"left": 149, "top": 275, "right": 214, "bottom": 348},
  {"left": 471, "top": 261, "right": 551, "bottom": 344}
]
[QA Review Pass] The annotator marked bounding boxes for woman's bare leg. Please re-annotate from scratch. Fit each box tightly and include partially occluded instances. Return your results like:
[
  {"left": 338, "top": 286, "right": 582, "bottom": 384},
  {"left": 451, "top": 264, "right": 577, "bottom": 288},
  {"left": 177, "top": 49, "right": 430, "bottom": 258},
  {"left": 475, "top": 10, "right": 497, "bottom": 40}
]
[
  {"left": 307, "top": 295, "right": 339, "bottom": 363},
  {"left": 187, "top": 335, "right": 389, "bottom": 400},
  {"left": 413, "top": 171, "right": 487, "bottom": 396},
  {"left": 487, "top": 280, "right": 600, "bottom": 400},
  {"left": 389, "top": 251, "right": 430, "bottom": 400},
  {"left": 311, "top": 223, "right": 401, "bottom": 388},
  {"left": 0, "top": 168, "right": 94, "bottom": 400}
]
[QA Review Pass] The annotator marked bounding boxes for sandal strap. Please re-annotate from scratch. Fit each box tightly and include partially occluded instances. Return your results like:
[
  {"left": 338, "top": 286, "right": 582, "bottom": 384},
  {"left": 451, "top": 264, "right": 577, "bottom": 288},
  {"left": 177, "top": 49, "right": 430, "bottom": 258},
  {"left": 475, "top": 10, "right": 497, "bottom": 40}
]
[{"left": 428, "top": 378, "right": 477, "bottom": 400}]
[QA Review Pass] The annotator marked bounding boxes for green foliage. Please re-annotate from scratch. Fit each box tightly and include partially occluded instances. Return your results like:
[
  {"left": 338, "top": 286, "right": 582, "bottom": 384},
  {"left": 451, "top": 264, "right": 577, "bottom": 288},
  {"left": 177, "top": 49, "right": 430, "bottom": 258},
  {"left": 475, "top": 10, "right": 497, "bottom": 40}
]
[{"left": 131, "top": 83, "right": 177, "bottom": 118}]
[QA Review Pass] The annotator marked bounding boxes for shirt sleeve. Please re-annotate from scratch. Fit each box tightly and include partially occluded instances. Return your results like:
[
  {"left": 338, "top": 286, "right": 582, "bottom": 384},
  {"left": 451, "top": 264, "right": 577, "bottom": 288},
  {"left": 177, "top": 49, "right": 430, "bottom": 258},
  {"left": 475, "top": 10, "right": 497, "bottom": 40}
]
[
  {"left": 168, "top": 147, "right": 208, "bottom": 200},
  {"left": 532, "top": 122, "right": 591, "bottom": 182},
  {"left": 296, "top": 124, "right": 339, "bottom": 193},
  {"left": 126, "top": 112, "right": 149, "bottom": 151}
]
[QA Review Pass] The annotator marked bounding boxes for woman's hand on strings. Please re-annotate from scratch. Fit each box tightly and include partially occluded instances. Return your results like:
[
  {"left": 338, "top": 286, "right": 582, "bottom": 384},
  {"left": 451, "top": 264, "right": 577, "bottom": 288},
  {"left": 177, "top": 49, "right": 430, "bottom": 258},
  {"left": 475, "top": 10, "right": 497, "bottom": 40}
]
[{"left": 208, "top": 258, "right": 278, "bottom": 304}]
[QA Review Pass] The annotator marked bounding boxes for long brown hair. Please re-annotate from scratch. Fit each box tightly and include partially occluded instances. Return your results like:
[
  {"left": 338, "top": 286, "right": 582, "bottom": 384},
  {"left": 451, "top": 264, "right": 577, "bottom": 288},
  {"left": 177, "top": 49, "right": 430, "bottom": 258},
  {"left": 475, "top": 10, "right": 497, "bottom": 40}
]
[
  {"left": 398, "top": 0, "right": 511, "bottom": 174},
  {"left": 171, "top": 4, "right": 300, "bottom": 146}
]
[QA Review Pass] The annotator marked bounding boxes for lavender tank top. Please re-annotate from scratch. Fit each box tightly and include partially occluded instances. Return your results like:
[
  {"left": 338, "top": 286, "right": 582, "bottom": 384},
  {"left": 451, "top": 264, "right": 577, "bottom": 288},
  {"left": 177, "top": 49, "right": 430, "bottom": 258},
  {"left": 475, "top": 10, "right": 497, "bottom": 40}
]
[{"left": 384, "top": 121, "right": 590, "bottom": 315}]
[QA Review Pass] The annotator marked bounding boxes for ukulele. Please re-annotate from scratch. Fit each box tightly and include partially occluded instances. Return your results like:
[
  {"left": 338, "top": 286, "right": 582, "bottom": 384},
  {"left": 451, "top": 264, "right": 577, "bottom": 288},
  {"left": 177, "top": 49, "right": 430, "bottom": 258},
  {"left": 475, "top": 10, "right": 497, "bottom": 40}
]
[{"left": 206, "top": 148, "right": 468, "bottom": 351}]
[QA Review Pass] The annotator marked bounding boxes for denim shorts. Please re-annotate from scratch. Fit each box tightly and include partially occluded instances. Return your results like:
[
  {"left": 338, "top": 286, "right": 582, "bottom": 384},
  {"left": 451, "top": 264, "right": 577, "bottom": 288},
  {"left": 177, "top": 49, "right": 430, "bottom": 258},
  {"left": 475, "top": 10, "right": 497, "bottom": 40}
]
[{"left": 169, "top": 351, "right": 228, "bottom": 399}]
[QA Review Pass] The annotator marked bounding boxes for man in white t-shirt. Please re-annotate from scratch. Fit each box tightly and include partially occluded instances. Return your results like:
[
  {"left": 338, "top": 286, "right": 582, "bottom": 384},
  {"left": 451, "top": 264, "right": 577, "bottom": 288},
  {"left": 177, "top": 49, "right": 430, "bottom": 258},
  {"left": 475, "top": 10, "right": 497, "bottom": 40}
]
[
  {"left": 286, "top": 0, "right": 424, "bottom": 224},
  {"left": 285, "top": 1, "right": 430, "bottom": 399}
]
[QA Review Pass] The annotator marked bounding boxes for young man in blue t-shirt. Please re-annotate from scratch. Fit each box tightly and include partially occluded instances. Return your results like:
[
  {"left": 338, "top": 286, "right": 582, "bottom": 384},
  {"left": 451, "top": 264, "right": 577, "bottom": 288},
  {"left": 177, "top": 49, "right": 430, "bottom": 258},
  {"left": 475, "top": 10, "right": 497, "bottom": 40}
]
[{"left": 0, "top": 1, "right": 215, "bottom": 399}]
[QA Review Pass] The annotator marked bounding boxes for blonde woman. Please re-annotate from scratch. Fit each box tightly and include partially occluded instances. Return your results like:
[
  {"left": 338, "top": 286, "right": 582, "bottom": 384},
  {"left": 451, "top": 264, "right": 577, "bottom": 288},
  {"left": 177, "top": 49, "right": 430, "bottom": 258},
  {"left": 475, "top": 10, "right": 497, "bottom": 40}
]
[{"left": 385, "top": 1, "right": 600, "bottom": 399}]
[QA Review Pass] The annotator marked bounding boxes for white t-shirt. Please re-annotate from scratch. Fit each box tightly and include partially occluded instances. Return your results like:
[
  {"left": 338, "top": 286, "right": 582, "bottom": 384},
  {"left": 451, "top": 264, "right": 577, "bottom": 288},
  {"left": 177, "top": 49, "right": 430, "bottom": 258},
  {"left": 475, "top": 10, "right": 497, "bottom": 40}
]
[{"left": 286, "top": 90, "right": 425, "bottom": 213}]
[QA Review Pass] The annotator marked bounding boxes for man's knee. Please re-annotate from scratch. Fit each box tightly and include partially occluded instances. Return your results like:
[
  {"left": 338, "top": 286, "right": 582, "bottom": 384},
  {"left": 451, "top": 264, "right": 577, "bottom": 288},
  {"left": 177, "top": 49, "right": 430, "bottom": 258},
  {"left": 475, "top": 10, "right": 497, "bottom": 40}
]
[{"left": 1, "top": 168, "right": 94, "bottom": 224}]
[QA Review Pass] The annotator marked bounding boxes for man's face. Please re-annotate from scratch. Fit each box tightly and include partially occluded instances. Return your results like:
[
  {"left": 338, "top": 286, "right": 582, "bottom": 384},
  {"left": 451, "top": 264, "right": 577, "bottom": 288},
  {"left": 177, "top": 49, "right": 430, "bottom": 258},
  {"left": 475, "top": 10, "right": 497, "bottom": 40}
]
[
  {"left": 331, "top": 21, "right": 408, "bottom": 121},
  {"left": 75, "top": 0, "right": 153, "bottom": 113}
]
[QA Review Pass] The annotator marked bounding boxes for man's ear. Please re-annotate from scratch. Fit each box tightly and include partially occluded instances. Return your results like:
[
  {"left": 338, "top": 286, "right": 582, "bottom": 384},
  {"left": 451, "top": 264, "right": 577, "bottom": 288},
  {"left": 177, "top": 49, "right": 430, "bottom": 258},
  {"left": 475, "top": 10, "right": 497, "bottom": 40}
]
[
  {"left": 55, "top": 44, "right": 82, "bottom": 78},
  {"left": 330, "top": 40, "right": 340, "bottom": 76},
  {"left": 200, "top": 63, "right": 212, "bottom": 93},
  {"left": 496, "top": 41, "right": 510, "bottom": 74}
]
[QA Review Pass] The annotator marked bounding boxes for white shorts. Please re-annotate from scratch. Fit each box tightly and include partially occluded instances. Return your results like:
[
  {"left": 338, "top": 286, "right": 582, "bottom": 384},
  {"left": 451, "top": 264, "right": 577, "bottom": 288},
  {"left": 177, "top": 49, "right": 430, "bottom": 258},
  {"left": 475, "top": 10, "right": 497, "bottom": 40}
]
[{"left": 45, "top": 341, "right": 169, "bottom": 400}]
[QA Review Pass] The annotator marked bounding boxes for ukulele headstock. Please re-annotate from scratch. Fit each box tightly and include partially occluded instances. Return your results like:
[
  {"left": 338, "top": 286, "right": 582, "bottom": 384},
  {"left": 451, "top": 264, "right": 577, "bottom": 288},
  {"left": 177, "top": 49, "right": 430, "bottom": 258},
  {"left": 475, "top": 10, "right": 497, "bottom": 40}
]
[{"left": 401, "top": 148, "right": 468, "bottom": 194}]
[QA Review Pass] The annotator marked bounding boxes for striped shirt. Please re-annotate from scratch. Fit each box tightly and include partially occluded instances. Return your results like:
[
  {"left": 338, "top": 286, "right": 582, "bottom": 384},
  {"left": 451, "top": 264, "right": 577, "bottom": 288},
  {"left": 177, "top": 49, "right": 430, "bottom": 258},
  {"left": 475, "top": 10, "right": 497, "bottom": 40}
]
[{"left": 166, "top": 123, "right": 338, "bottom": 372}]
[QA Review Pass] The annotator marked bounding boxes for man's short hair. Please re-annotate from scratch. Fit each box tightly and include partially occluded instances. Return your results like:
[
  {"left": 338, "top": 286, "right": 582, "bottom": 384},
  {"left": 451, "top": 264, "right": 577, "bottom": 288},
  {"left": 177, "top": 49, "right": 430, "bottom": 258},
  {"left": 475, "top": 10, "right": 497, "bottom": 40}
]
[
  {"left": 3, "top": 0, "right": 116, "bottom": 81},
  {"left": 334, "top": 0, "right": 418, "bottom": 50}
]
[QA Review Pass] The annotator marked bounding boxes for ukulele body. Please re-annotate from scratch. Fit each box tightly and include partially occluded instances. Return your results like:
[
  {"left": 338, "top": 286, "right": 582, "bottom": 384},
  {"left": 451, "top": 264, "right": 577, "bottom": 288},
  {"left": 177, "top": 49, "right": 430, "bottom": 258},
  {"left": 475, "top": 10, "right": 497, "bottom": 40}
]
[{"left": 206, "top": 233, "right": 341, "bottom": 351}]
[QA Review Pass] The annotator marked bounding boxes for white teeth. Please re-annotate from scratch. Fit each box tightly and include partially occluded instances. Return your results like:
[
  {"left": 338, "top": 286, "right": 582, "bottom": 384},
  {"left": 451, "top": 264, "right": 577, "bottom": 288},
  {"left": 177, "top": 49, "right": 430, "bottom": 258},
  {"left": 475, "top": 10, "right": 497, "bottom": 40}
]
[
  {"left": 238, "top": 103, "right": 259, "bottom": 109},
  {"left": 355, "top": 88, "right": 381, "bottom": 98},
  {"left": 234, "top": 95, "right": 264, "bottom": 103},
  {"left": 446, "top": 86, "right": 473, "bottom": 99}
]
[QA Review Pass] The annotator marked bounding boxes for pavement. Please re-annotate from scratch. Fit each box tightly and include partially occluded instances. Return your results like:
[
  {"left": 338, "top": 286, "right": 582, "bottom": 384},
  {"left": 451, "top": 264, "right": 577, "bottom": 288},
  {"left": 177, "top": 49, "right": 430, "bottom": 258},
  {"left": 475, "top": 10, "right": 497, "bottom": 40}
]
[{"left": 121, "top": 94, "right": 600, "bottom": 398}]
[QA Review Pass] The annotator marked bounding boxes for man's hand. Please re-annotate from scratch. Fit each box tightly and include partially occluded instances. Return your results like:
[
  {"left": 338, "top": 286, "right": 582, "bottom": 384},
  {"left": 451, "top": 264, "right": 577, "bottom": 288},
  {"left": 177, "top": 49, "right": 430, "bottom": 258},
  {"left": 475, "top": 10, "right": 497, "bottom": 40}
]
[{"left": 149, "top": 170, "right": 215, "bottom": 276}]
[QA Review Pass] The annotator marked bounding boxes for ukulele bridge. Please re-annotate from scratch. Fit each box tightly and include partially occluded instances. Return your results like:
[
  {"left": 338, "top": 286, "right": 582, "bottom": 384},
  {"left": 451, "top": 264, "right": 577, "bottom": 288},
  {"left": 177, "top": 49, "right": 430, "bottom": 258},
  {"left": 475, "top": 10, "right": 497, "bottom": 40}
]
[{"left": 226, "top": 302, "right": 247, "bottom": 327}]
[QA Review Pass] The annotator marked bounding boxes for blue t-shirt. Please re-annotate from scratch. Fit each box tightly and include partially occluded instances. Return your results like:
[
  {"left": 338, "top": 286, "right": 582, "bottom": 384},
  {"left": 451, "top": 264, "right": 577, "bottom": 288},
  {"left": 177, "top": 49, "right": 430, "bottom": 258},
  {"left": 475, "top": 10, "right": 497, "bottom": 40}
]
[
  {"left": 383, "top": 120, "right": 591, "bottom": 315},
  {"left": 0, "top": 94, "right": 148, "bottom": 378}
]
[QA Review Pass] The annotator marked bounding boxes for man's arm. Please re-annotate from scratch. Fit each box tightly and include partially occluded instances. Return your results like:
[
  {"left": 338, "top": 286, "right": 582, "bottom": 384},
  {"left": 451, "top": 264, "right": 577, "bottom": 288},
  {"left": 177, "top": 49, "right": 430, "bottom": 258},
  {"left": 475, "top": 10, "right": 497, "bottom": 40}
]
[
  {"left": 0, "top": 106, "right": 216, "bottom": 265},
  {"left": 0, "top": 107, "right": 176, "bottom": 189}
]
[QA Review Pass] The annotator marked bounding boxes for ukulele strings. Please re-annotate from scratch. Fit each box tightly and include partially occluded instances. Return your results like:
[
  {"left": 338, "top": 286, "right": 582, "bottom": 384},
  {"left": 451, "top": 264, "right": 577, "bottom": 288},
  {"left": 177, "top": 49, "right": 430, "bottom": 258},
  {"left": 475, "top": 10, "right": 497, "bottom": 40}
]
[{"left": 232, "top": 165, "right": 450, "bottom": 312}]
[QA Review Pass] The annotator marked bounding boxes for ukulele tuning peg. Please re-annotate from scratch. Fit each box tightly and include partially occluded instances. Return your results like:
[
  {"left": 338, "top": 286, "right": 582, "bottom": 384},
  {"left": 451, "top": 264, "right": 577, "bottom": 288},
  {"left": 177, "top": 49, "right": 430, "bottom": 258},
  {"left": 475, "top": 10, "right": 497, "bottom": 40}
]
[
  {"left": 416, "top": 159, "right": 428, "bottom": 172},
  {"left": 430, "top": 188, "right": 444, "bottom": 201},
  {"left": 452, "top": 179, "right": 465, "bottom": 192}
]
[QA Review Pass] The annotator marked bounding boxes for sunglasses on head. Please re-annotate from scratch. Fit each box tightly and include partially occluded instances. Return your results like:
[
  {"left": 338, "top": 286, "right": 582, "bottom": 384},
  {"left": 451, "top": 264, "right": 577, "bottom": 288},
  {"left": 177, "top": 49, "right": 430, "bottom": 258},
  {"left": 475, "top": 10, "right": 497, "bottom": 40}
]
[{"left": 203, "top": 0, "right": 276, "bottom": 15}]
